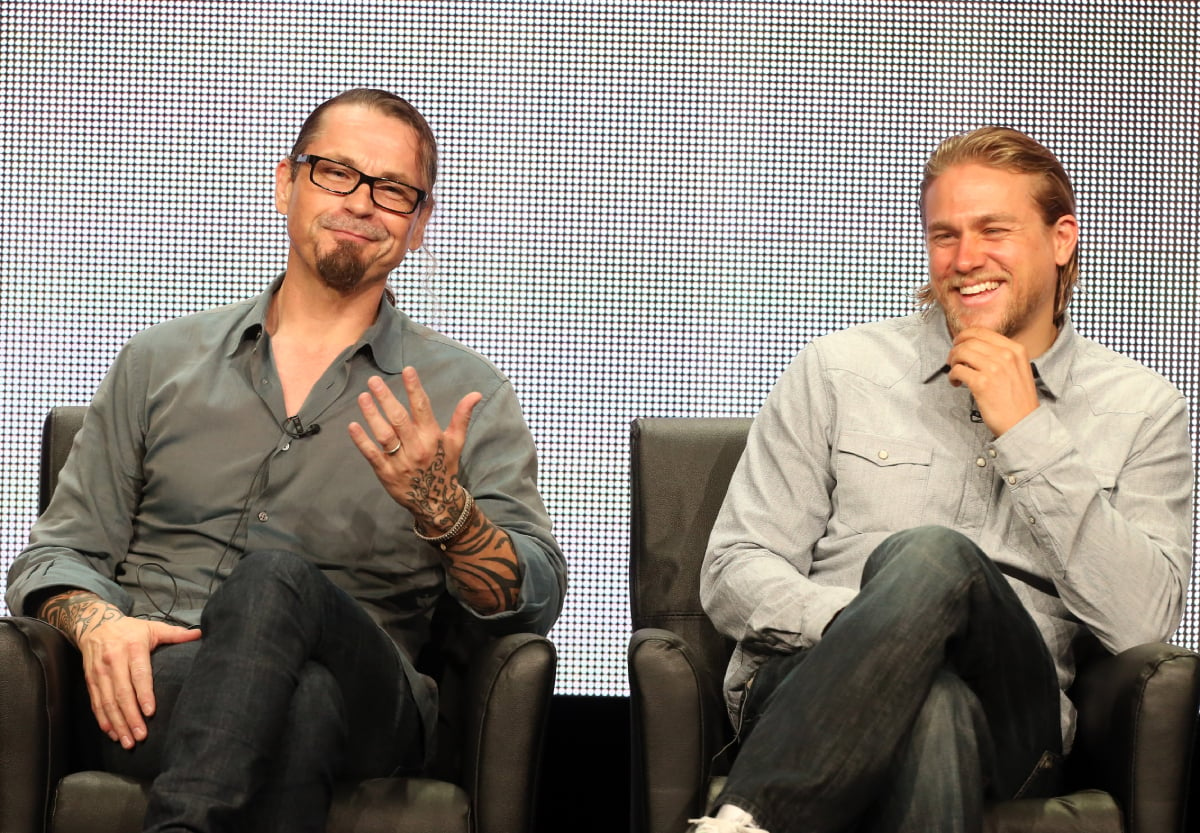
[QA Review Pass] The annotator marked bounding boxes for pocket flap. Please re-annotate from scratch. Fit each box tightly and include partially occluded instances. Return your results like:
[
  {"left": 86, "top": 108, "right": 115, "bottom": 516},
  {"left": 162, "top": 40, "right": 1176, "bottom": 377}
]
[{"left": 837, "top": 431, "right": 932, "bottom": 468}]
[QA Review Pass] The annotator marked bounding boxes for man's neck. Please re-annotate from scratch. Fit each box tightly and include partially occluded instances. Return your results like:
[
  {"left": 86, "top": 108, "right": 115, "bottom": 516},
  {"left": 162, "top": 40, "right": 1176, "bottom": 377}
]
[{"left": 266, "top": 271, "right": 384, "bottom": 348}]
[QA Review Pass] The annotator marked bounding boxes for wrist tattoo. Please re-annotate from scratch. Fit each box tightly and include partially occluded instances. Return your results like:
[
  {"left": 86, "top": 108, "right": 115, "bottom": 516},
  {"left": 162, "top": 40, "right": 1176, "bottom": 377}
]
[{"left": 40, "top": 591, "right": 123, "bottom": 646}]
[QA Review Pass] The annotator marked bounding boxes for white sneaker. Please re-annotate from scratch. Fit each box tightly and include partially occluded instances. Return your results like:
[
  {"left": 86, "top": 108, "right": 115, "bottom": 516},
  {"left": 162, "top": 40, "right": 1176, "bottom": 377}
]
[{"left": 688, "top": 816, "right": 769, "bottom": 833}]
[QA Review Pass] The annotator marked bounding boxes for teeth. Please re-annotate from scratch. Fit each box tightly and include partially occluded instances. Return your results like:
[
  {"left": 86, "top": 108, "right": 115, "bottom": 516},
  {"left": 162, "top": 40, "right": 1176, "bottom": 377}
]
[{"left": 960, "top": 281, "right": 1000, "bottom": 296}]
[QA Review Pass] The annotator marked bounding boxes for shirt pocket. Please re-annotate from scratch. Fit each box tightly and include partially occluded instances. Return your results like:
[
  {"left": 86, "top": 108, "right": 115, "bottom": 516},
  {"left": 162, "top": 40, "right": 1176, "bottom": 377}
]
[{"left": 833, "top": 431, "right": 932, "bottom": 534}]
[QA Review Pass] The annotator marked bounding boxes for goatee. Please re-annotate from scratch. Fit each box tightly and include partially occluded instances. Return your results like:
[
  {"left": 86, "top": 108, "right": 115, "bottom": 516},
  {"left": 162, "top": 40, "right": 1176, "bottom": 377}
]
[{"left": 316, "top": 242, "right": 368, "bottom": 295}]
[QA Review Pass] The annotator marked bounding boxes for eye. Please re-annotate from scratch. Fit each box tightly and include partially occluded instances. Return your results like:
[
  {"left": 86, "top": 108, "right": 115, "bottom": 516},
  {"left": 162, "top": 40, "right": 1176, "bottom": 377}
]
[
  {"left": 315, "top": 161, "right": 354, "bottom": 181},
  {"left": 375, "top": 182, "right": 406, "bottom": 200}
]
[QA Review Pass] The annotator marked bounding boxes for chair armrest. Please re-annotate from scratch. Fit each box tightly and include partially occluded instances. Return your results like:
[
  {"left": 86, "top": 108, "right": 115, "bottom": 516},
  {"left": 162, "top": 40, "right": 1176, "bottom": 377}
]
[
  {"left": 1070, "top": 642, "right": 1200, "bottom": 833},
  {"left": 459, "top": 632, "right": 556, "bottom": 833},
  {"left": 0, "top": 616, "right": 81, "bottom": 833},
  {"left": 629, "top": 627, "right": 730, "bottom": 833}
]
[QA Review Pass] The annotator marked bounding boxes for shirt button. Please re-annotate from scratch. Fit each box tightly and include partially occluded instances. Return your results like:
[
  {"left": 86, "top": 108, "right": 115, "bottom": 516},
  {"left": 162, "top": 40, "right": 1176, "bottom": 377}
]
[
  {"left": 988, "top": 448, "right": 997, "bottom": 458},
  {"left": 1028, "top": 516, "right": 1036, "bottom": 525},
  {"left": 281, "top": 442, "right": 291, "bottom": 451},
  {"left": 975, "top": 457, "right": 986, "bottom": 467},
  {"left": 1007, "top": 475, "right": 1017, "bottom": 486},
  {"left": 877, "top": 450, "right": 889, "bottom": 460},
  {"left": 257, "top": 511, "right": 269, "bottom": 522}
]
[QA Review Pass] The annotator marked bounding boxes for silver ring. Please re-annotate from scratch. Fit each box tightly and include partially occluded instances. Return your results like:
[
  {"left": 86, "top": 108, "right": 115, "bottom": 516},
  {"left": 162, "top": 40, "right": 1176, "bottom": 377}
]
[{"left": 385, "top": 440, "right": 402, "bottom": 456}]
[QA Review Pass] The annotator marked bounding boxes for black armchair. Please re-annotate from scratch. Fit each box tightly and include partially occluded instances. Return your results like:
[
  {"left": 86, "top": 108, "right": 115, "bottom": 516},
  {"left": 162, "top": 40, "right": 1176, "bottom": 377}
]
[
  {"left": 0, "top": 405, "right": 556, "bottom": 833},
  {"left": 628, "top": 416, "right": 1200, "bottom": 833}
]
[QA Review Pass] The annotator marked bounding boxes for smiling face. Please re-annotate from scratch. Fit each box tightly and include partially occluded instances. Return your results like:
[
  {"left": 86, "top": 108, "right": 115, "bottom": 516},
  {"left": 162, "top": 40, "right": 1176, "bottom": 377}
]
[
  {"left": 274, "top": 103, "right": 431, "bottom": 297},
  {"left": 923, "top": 162, "right": 1078, "bottom": 357}
]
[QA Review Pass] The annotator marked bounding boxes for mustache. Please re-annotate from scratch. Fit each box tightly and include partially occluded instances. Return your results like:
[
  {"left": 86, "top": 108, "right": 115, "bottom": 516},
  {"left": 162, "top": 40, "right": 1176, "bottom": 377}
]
[{"left": 319, "top": 216, "right": 385, "bottom": 241}]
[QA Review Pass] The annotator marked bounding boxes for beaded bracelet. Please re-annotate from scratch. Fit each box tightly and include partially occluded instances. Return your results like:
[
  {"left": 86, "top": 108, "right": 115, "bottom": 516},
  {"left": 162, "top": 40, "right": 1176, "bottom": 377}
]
[{"left": 413, "top": 489, "right": 476, "bottom": 551}]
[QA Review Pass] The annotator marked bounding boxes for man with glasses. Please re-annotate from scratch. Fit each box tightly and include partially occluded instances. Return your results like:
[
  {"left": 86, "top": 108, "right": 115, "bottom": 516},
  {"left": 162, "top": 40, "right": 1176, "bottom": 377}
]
[
  {"left": 7, "top": 88, "right": 567, "bottom": 833},
  {"left": 692, "top": 127, "right": 1191, "bottom": 833}
]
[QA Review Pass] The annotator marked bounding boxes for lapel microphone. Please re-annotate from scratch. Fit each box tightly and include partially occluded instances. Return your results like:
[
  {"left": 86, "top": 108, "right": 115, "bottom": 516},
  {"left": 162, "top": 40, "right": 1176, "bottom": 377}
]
[{"left": 284, "top": 415, "right": 321, "bottom": 438}]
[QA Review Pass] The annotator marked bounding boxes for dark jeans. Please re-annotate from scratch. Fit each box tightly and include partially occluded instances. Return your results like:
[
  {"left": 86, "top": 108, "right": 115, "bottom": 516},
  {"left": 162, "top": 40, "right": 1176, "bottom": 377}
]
[
  {"left": 101, "top": 550, "right": 424, "bottom": 833},
  {"left": 718, "top": 527, "right": 1063, "bottom": 833}
]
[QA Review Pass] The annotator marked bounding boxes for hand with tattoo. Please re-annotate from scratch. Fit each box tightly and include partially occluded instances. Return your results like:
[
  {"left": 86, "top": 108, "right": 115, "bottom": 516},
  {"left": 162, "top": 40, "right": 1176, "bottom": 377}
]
[
  {"left": 38, "top": 589, "right": 202, "bottom": 748},
  {"left": 349, "top": 368, "right": 523, "bottom": 614}
]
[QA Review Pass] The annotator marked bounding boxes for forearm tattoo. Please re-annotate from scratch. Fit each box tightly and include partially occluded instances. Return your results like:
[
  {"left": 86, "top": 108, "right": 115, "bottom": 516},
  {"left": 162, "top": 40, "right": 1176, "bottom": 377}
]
[
  {"left": 39, "top": 590, "right": 123, "bottom": 646},
  {"left": 406, "top": 443, "right": 522, "bottom": 614},
  {"left": 441, "top": 509, "right": 522, "bottom": 615}
]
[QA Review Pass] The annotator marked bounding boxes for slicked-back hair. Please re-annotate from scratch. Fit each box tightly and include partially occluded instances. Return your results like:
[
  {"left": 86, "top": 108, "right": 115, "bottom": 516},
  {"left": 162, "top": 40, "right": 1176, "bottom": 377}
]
[
  {"left": 288, "top": 88, "right": 438, "bottom": 191},
  {"left": 916, "top": 126, "right": 1078, "bottom": 327}
]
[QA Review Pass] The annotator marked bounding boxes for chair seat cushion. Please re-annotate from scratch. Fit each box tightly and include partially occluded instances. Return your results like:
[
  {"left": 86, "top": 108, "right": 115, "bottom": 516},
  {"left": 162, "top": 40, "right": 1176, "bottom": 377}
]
[
  {"left": 984, "top": 789, "right": 1121, "bottom": 833},
  {"left": 48, "top": 770, "right": 471, "bottom": 833}
]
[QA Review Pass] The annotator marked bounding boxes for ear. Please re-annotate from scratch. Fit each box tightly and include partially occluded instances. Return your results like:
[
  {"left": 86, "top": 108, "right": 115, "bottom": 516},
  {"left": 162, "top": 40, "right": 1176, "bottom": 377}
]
[
  {"left": 1052, "top": 214, "right": 1079, "bottom": 266},
  {"left": 274, "top": 158, "right": 294, "bottom": 216}
]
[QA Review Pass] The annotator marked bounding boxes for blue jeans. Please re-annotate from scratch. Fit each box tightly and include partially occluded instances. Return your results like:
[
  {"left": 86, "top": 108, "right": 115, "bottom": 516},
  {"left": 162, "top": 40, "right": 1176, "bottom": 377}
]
[
  {"left": 718, "top": 527, "right": 1063, "bottom": 833},
  {"left": 101, "top": 550, "right": 424, "bottom": 833}
]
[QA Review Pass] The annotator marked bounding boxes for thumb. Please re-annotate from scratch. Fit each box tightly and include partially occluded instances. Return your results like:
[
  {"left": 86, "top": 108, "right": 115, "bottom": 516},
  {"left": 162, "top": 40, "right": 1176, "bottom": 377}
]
[
  {"left": 147, "top": 622, "right": 203, "bottom": 647},
  {"left": 446, "top": 392, "right": 483, "bottom": 445}
]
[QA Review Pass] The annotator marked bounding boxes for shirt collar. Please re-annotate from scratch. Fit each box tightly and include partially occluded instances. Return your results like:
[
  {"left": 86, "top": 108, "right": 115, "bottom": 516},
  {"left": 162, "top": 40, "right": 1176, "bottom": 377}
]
[
  {"left": 222, "top": 274, "right": 408, "bottom": 375},
  {"left": 918, "top": 306, "right": 1077, "bottom": 400},
  {"left": 223, "top": 274, "right": 281, "bottom": 358}
]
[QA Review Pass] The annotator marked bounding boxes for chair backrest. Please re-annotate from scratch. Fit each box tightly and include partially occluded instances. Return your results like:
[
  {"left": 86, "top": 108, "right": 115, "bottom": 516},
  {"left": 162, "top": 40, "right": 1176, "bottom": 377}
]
[
  {"left": 629, "top": 417, "right": 752, "bottom": 686},
  {"left": 40, "top": 406, "right": 87, "bottom": 513}
]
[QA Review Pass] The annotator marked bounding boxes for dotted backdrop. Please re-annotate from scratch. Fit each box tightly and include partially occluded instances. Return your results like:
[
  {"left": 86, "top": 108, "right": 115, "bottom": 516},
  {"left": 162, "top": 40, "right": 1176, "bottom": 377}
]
[{"left": 1, "top": 1, "right": 1196, "bottom": 695}]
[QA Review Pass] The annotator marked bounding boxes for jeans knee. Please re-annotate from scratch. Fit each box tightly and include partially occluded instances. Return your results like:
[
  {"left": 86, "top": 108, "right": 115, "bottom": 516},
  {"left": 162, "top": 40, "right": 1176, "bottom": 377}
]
[
  {"left": 863, "top": 526, "right": 987, "bottom": 584},
  {"left": 203, "top": 550, "right": 321, "bottom": 628}
]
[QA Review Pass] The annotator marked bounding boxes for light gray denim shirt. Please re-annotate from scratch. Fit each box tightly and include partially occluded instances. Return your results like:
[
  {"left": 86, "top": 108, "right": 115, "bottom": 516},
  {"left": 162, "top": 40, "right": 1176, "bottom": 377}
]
[
  {"left": 702, "top": 309, "right": 1193, "bottom": 746},
  {"left": 9, "top": 276, "right": 567, "bottom": 661}
]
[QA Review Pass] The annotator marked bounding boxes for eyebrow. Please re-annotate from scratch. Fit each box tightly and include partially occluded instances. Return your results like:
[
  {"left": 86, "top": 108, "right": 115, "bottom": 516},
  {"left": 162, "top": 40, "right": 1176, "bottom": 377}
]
[
  {"left": 925, "top": 213, "right": 1021, "bottom": 233},
  {"left": 318, "top": 153, "right": 413, "bottom": 185}
]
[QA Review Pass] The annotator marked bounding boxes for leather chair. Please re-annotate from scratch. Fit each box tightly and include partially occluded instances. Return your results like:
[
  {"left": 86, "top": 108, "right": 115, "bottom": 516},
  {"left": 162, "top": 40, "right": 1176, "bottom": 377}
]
[
  {"left": 628, "top": 416, "right": 1200, "bottom": 833},
  {"left": 0, "top": 405, "right": 557, "bottom": 833}
]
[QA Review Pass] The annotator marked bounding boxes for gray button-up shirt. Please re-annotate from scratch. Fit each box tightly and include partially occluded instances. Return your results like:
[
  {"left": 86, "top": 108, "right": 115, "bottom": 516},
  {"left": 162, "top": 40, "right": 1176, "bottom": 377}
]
[
  {"left": 703, "top": 309, "right": 1193, "bottom": 745},
  {"left": 8, "top": 277, "right": 567, "bottom": 666}
]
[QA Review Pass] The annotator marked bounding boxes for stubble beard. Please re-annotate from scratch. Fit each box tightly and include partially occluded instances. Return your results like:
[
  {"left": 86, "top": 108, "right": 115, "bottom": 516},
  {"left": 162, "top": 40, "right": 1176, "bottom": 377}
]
[
  {"left": 937, "top": 273, "right": 1040, "bottom": 340},
  {"left": 316, "top": 241, "right": 369, "bottom": 296}
]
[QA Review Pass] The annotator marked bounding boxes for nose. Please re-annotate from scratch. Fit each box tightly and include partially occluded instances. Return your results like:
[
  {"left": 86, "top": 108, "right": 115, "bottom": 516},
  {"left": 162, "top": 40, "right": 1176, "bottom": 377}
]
[
  {"left": 952, "top": 232, "right": 986, "bottom": 274},
  {"left": 341, "top": 180, "right": 377, "bottom": 215}
]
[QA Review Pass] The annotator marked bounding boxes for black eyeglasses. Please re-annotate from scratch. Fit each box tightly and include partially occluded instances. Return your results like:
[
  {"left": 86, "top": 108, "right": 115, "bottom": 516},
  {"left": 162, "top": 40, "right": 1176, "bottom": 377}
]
[{"left": 293, "top": 154, "right": 428, "bottom": 215}]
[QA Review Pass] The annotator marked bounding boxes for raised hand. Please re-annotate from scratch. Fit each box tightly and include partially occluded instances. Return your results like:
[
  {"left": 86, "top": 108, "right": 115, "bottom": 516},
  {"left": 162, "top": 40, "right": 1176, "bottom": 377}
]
[
  {"left": 348, "top": 368, "right": 522, "bottom": 613},
  {"left": 946, "top": 327, "right": 1040, "bottom": 437}
]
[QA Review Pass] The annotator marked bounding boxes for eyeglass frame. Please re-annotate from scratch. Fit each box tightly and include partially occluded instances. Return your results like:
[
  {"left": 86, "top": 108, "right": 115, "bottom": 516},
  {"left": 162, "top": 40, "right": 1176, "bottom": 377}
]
[{"left": 292, "top": 153, "right": 428, "bottom": 215}]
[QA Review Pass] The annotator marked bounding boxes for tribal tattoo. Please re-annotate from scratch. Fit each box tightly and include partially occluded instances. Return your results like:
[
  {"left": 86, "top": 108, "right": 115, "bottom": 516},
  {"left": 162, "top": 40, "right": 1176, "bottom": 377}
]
[
  {"left": 404, "top": 443, "right": 522, "bottom": 614},
  {"left": 440, "top": 508, "right": 523, "bottom": 615},
  {"left": 406, "top": 443, "right": 461, "bottom": 532},
  {"left": 39, "top": 590, "right": 124, "bottom": 647}
]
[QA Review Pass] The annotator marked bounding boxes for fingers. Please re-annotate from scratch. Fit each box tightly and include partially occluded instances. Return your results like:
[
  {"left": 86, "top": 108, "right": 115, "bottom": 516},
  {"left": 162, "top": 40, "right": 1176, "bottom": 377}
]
[
  {"left": 946, "top": 328, "right": 1038, "bottom": 436},
  {"left": 356, "top": 383, "right": 406, "bottom": 451},
  {"left": 356, "top": 371, "right": 481, "bottom": 461},
  {"left": 84, "top": 638, "right": 150, "bottom": 748},
  {"left": 348, "top": 419, "right": 386, "bottom": 465},
  {"left": 400, "top": 366, "right": 437, "bottom": 430},
  {"left": 949, "top": 328, "right": 1028, "bottom": 370},
  {"left": 82, "top": 620, "right": 199, "bottom": 748}
]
